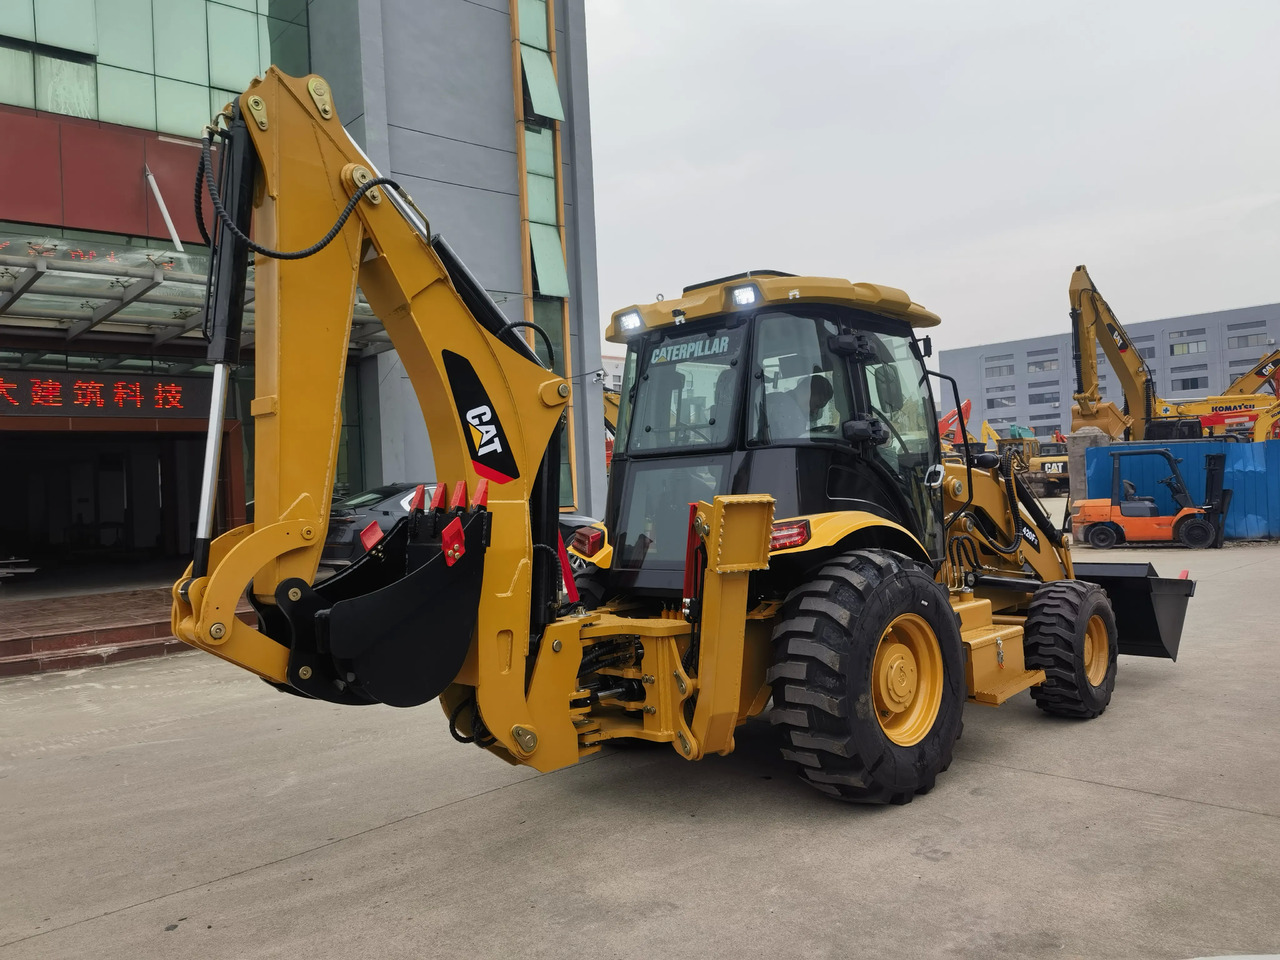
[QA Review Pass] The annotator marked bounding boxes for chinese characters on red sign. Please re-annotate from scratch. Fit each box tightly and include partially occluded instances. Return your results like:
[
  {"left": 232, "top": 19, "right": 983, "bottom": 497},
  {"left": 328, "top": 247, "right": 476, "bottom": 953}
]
[{"left": 0, "top": 374, "right": 190, "bottom": 415}]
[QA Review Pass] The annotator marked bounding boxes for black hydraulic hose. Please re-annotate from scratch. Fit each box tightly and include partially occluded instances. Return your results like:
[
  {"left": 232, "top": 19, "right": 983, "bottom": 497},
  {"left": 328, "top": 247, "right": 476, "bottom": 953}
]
[
  {"left": 198, "top": 132, "right": 400, "bottom": 260},
  {"left": 980, "top": 450, "right": 1024, "bottom": 556},
  {"left": 502, "top": 320, "right": 555, "bottom": 370}
]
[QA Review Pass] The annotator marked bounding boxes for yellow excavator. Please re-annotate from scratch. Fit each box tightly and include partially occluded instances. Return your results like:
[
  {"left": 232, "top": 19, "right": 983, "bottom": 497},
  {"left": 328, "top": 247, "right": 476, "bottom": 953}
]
[
  {"left": 1069, "top": 266, "right": 1279, "bottom": 440},
  {"left": 171, "top": 71, "right": 1194, "bottom": 803},
  {"left": 1221, "top": 350, "right": 1280, "bottom": 397}
]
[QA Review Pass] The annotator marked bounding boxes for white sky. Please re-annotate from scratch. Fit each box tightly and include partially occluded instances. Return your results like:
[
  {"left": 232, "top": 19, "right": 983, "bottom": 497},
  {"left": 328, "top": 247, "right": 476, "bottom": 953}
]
[{"left": 584, "top": 0, "right": 1280, "bottom": 356}]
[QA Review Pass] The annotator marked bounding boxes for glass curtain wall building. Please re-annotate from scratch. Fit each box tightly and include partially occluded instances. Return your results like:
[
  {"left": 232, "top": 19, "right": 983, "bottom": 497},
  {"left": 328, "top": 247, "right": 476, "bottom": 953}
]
[{"left": 0, "top": 0, "right": 602, "bottom": 574}]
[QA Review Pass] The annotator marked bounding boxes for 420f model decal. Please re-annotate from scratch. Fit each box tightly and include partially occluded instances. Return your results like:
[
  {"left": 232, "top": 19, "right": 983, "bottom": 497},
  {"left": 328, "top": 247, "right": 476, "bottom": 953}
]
[{"left": 443, "top": 350, "right": 520, "bottom": 484}]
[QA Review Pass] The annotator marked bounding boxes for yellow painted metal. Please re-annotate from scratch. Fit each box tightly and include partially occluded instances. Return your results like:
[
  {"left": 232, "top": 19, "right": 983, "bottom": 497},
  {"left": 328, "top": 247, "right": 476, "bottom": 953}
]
[
  {"left": 687, "top": 495, "right": 774, "bottom": 757},
  {"left": 170, "top": 71, "right": 568, "bottom": 764},
  {"left": 605, "top": 274, "right": 939, "bottom": 343},
  {"left": 950, "top": 597, "right": 1045, "bottom": 706},
  {"left": 768, "top": 510, "right": 929, "bottom": 563},
  {"left": 939, "top": 459, "right": 1071, "bottom": 597},
  {"left": 1070, "top": 265, "right": 1273, "bottom": 439},
  {"left": 872, "top": 613, "right": 942, "bottom": 746},
  {"left": 1222, "top": 350, "right": 1280, "bottom": 397},
  {"left": 1083, "top": 614, "right": 1108, "bottom": 686}
]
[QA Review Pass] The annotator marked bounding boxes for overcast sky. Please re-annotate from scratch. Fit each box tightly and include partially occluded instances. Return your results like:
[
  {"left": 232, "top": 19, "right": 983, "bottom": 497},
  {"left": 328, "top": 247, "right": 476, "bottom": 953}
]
[{"left": 584, "top": 1, "right": 1280, "bottom": 356}]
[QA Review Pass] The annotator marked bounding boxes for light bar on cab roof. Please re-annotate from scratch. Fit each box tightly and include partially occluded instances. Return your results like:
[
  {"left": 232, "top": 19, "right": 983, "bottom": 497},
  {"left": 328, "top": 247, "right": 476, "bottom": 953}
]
[
  {"left": 730, "top": 284, "right": 759, "bottom": 306},
  {"left": 617, "top": 310, "right": 643, "bottom": 333}
]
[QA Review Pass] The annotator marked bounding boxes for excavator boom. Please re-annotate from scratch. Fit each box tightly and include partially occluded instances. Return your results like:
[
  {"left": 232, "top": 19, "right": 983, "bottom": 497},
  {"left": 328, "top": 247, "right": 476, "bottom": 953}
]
[
  {"left": 172, "top": 70, "right": 568, "bottom": 726},
  {"left": 1221, "top": 350, "right": 1280, "bottom": 397}
]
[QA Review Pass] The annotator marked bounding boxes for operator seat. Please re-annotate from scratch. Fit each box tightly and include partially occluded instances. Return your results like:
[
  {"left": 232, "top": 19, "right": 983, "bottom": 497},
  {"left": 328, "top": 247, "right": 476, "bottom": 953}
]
[{"left": 1119, "top": 479, "right": 1159, "bottom": 518}]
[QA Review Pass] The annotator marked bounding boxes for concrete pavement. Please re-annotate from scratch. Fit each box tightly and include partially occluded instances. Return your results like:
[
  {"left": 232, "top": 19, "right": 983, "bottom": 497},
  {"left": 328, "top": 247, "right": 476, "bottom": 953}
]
[{"left": 2, "top": 541, "right": 1278, "bottom": 959}]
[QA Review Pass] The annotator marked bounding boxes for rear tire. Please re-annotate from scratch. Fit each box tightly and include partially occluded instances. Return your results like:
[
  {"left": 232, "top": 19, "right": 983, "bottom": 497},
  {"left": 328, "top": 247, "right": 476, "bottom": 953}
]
[
  {"left": 1024, "top": 580, "right": 1117, "bottom": 718},
  {"left": 573, "top": 563, "right": 609, "bottom": 610},
  {"left": 1086, "top": 523, "right": 1118, "bottom": 549},
  {"left": 1176, "top": 515, "right": 1215, "bottom": 549},
  {"left": 768, "top": 549, "right": 964, "bottom": 803}
]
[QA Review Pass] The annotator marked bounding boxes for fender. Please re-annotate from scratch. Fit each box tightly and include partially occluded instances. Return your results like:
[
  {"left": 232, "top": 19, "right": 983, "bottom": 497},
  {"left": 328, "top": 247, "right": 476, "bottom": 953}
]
[{"left": 768, "top": 511, "right": 929, "bottom": 564}]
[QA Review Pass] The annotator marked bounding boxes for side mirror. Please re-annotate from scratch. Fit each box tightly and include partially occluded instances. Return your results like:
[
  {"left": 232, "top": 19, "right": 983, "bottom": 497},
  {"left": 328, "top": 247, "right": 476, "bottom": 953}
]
[
  {"left": 918, "top": 336, "right": 933, "bottom": 358},
  {"left": 874, "top": 363, "right": 904, "bottom": 412}
]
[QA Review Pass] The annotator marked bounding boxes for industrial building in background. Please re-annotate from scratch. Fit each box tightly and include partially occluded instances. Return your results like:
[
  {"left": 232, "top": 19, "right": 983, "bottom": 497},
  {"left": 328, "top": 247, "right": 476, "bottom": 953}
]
[
  {"left": 0, "top": 0, "right": 602, "bottom": 578},
  {"left": 941, "top": 301, "right": 1280, "bottom": 437}
]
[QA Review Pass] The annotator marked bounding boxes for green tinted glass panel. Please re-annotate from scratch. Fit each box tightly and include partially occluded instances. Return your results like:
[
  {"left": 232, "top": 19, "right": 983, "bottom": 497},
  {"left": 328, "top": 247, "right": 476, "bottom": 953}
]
[
  {"left": 96, "top": 0, "right": 153, "bottom": 71},
  {"left": 210, "top": 87, "right": 239, "bottom": 118},
  {"left": 97, "top": 65, "right": 156, "bottom": 129},
  {"left": 524, "top": 125, "right": 554, "bottom": 176},
  {"left": 208, "top": 2, "right": 261, "bottom": 90},
  {"left": 218, "top": 0, "right": 256, "bottom": 10},
  {"left": 519, "top": 44, "right": 563, "bottom": 121},
  {"left": 527, "top": 172, "right": 557, "bottom": 226},
  {"left": 532, "top": 298, "right": 565, "bottom": 377},
  {"left": 0, "top": 47, "right": 35, "bottom": 109},
  {"left": 0, "top": 0, "right": 35, "bottom": 42},
  {"left": 257, "top": 14, "right": 271, "bottom": 72},
  {"left": 529, "top": 222, "right": 569, "bottom": 298},
  {"left": 35, "top": 55, "right": 96, "bottom": 118},
  {"left": 267, "top": 17, "right": 309, "bottom": 76},
  {"left": 154, "top": 0, "right": 209, "bottom": 84},
  {"left": 34, "top": 0, "right": 96, "bottom": 54},
  {"left": 268, "top": 0, "right": 307, "bottom": 23},
  {"left": 518, "top": 0, "right": 548, "bottom": 50},
  {"left": 156, "top": 76, "right": 209, "bottom": 136}
]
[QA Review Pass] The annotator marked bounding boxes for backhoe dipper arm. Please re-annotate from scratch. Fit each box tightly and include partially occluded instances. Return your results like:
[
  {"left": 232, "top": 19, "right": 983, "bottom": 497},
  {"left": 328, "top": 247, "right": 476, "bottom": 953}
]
[
  {"left": 1070, "top": 265, "right": 1150, "bottom": 435},
  {"left": 171, "top": 71, "right": 569, "bottom": 752}
]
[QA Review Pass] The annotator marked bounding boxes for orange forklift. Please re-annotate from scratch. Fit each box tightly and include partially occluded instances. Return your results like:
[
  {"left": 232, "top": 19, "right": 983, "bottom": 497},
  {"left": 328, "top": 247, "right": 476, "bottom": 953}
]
[{"left": 1073, "top": 450, "right": 1230, "bottom": 549}]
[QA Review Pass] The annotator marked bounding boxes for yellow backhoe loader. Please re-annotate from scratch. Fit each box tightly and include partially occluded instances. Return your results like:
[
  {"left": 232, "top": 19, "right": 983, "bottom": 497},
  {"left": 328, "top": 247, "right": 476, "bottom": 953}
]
[
  {"left": 1069, "top": 266, "right": 1279, "bottom": 440},
  {"left": 172, "top": 71, "right": 1195, "bottom": 804}
]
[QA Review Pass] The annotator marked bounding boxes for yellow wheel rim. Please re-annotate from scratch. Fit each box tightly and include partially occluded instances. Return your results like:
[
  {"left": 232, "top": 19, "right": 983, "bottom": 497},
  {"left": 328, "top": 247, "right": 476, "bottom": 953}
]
[
  {"left": 872, "top": 613, "right": 943, "bottom": 747},
  {"left": 1083, "top": 614, "right": 1109, "bottom": 686}
]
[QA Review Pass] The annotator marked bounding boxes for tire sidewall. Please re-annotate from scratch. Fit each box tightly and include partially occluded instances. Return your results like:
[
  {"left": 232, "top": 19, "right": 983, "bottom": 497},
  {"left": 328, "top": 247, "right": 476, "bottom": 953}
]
[
  {"left": 838, "top": 566, "right": 964, "bottom": 785},
  {"left": 1087, "top": 524, "right": 1118, "bottom": 549}
]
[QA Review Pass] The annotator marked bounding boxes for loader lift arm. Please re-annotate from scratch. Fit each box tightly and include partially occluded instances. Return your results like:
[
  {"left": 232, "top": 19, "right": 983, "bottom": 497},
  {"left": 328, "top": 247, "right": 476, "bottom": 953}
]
[{"left": 171, "top": 70, "right": 570, "bottom": 755}]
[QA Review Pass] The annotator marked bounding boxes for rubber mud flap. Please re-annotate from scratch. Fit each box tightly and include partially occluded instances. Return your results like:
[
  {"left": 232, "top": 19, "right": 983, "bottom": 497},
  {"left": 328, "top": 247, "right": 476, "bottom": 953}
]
[
  {"left": 325, "top": 512, "right": 487, "bottom": 707},
  {"left": 1072, "top": 561, "right": 1195, "bottom": 660}
]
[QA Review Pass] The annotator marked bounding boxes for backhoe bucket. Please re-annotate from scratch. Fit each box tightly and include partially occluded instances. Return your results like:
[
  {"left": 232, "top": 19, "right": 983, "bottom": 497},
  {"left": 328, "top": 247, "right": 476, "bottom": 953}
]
[
  {"left": 1073, "top": 562, "right": 1195, "bottom": 660},
  {"left": 251, "top": 495, "right": 491, "bottom": 707}
]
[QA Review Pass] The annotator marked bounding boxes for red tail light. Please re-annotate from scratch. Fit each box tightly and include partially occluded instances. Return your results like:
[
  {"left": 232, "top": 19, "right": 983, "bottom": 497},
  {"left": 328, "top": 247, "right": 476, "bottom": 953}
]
[
  {"left": 770, "top": 519, "right": 811, "bottom": 551},
  {"left": 571, "top": 527, "right": 605, "bottom": 557}
]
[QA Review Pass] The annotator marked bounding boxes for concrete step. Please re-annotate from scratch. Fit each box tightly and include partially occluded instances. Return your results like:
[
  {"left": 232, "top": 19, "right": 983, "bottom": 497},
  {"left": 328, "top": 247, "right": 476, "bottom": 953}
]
[{"left": 0, "top": 634, "right": 191, "bottom": 678}]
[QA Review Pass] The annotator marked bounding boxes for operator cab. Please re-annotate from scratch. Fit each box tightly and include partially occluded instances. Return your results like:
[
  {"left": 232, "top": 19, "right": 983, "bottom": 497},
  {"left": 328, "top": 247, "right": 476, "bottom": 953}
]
[{"left": 599, "top": 273, "right": 943, "bottom": 596}]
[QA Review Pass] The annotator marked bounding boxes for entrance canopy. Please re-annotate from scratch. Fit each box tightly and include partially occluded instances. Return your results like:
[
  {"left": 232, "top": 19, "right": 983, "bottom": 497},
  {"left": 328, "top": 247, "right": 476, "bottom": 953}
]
[{"left": 0, "top": 224, "right": 391, "bottom": 363}]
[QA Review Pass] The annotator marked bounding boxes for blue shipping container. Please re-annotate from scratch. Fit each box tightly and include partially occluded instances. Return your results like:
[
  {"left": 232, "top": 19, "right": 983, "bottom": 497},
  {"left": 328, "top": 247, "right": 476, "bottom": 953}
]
[{"left": 1084, "top": 439, "right": 1280, "bottom": 539}]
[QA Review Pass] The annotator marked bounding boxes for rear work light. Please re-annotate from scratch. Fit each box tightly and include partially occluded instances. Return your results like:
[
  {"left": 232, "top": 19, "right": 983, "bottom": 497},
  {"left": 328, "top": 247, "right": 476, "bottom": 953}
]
[
  {"left": 571, "top": 526, "right": 605, "bottom": 557},
  {"left": 770, "top": 519, "right": 811, "bottom": 551}
]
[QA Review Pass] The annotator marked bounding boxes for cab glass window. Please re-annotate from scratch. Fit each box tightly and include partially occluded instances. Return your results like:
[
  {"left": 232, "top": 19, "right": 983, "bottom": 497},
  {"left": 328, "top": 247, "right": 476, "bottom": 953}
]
[
  {"left": 626, "top": 325, "right": 745, "bottom": 453},
  {"left": 748, "top": 312, "right": 854, "bottom": 443}
]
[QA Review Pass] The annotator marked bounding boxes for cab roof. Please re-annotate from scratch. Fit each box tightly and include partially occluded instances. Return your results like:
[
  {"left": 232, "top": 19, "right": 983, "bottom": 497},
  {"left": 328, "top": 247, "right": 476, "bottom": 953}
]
[{"left": 604, "top": 271, "right": 941, "bottom": 344}]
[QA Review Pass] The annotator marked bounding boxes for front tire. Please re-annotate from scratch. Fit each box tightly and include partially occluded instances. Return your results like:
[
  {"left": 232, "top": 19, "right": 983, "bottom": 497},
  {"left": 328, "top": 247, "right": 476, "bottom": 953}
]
[
  {"left": 1086, "top": 523, "right": 1118, "bottom": 549},
  {"left": 768, "top": 549, "right": 964, "bottom": 803},
  {"left": 1024, "top": 580, "right": 1118, "bottom": 718},
  {"left": 1176, "top": 515, "right": 1215, "bottom": 549}
]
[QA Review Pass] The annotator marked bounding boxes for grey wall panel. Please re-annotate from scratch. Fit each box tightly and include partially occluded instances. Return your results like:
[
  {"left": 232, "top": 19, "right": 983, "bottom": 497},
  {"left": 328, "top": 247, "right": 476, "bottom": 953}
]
[
  {"left": 389, "top": 172, "right": 524, "bottom": 295},
  {"left": 380, "top": 0, "right": 516, "bottom": 154},
  {"left": 387, "top": 124, "right": 518, "bottom": 197}
]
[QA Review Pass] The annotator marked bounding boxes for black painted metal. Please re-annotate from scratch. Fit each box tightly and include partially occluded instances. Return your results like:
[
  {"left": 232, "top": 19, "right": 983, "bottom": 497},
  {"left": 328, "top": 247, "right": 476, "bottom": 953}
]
[{"left": 204, "top": 107, "right": 257, "bottom": 367}]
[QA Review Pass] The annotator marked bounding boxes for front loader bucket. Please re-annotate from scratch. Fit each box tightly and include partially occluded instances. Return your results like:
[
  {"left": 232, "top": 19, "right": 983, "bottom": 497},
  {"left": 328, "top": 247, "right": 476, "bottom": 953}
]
[{"left": 1073, "top": 562, "right": 1195, "bottom": 660}]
